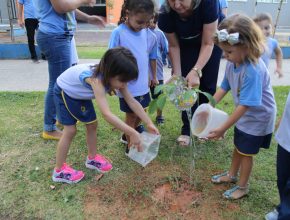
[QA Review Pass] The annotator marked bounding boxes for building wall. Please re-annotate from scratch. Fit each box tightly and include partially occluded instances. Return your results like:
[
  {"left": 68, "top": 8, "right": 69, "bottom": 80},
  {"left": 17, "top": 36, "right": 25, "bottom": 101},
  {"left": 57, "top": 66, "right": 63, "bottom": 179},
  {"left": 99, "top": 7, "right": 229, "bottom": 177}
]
[
  {"left": 106, "top": 0, "right": 124, "bottom": 24},
  {"left": 227, "top": 1, "right": 290, "bottom": 27}
]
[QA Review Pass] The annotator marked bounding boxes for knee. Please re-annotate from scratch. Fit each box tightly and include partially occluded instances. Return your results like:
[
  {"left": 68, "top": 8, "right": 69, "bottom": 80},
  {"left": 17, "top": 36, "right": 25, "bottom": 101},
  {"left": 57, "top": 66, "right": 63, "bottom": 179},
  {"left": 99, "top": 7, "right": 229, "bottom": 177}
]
[{"left": 64, "top": 126, "right": 77, "bottom": 138}]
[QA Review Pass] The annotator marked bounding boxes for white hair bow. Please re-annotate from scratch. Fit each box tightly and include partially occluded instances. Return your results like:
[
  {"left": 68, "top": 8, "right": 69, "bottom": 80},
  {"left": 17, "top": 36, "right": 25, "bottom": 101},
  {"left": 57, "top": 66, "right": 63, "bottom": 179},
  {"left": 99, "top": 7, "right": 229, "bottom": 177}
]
[{"left": 216, "top": 29, "right": 240, "bottom": 45}]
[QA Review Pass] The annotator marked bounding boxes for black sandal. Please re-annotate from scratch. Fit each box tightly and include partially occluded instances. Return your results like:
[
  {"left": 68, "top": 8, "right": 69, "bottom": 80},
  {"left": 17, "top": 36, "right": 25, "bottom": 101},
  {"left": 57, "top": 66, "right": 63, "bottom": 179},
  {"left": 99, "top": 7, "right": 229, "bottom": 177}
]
[{"left": 156, "top": 116, "right": 165, "bottom": 125}]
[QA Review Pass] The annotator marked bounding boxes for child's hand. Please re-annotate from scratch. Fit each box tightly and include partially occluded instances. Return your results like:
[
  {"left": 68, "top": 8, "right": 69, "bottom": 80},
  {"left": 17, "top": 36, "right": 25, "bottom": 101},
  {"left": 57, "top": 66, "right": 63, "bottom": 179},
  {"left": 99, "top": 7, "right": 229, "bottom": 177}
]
[
  {"left": 146, "top": 123, "right": 160, "bottom": 135},
  {"left": 275, "top": 68, "right": 283, "bottom": 78},
  {"left": 207, "top": 127, "right": 226, "bottom": 140},
  {"left": 88, "top": 15, "right": 106, "bottom": 28},
  {"left": 150, "top": 78, "right": 159, "bottom": 87},
  {"left": 86, "top": 0, "right": 97, "bottom": 7},
  {"left": 128, "top": 131, "right": 143, "bottom": 152}
]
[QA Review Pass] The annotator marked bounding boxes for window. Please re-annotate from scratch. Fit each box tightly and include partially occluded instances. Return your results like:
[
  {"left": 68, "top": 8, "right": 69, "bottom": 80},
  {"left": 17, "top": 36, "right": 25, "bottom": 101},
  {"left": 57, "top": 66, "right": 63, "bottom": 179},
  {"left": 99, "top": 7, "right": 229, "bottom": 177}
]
[
  {"left": 95, "top": 0, "right": 106, "bottom": 5},
  {"left": 228, "top": 0, "right": 248, "bottom": 2},
  {"left": 257, "top": 0, "right": 287, "bottom": 2}
]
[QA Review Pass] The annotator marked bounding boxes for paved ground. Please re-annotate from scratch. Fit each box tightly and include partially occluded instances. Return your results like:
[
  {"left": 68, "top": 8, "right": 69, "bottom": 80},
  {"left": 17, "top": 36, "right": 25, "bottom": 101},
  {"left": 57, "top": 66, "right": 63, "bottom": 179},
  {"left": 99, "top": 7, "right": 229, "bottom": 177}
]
[{"left": 0, "top": 58, "right": 289, "bottom": 91}]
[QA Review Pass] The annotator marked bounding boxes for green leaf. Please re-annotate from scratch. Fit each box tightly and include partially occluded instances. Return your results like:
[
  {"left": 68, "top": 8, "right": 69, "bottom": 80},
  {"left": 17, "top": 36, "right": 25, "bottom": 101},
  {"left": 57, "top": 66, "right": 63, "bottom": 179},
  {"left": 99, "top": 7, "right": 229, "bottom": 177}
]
[
  {"left": 148, "top": 99, "right": 158, "bottom": 114},
  {"left": 164, "top": 84, "right": 175, "bottom": 95},
  {"left": 156, "top": 94, "right": 167, "bottom": 110},
  {"left": 195, "top": 89, "right": 216, "bottom": 107}
]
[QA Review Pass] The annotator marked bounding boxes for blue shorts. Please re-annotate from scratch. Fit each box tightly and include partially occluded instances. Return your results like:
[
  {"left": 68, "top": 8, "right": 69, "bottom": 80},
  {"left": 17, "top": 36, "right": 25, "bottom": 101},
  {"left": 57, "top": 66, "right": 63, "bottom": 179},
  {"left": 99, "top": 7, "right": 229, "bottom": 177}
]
[
  {"left": 234, "top": 127, "right": 272, "bottom": 156},
  {"left": 150, "top": 80, "right": 164, "bottom": 100},
  {"left": 54, "top": 84, "right": 97, "bottom": 125},
  {"left": 119, "top": 92, "right": 151, "bottom": 113}
]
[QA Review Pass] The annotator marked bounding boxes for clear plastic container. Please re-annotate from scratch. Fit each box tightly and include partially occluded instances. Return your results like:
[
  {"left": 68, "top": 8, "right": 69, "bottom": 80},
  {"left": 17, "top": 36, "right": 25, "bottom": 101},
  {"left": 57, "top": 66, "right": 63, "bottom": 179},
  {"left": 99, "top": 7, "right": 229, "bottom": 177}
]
[
  {"left": 191, "top": 103, "right": 229, "bottom": 138},
  {"left": 127, "top": 132, "right": 161, "bottom": 167}
]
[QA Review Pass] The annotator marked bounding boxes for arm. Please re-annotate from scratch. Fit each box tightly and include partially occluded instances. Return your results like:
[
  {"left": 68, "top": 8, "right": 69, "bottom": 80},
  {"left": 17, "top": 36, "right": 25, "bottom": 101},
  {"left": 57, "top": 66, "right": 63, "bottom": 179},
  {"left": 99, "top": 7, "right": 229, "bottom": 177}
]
[
  {"left": 150, "top": 59, "right": 158, "bottom": 87},
  {"left": 17, "top": 3, "right": 24, "bottom": 28},
  {"left": 87, "top": 78, "right": 142, "bottom": 148},
  {"left": 75, "top": 9, "right": 105, "bottom": 27},
  {"left": 222, "top": 8, "right": 227, "bottom": 17},
  {"left": 120, "top": 87, "right": 159, "bottom": 135},
  {"left": 207, "top": 105, "right": 249, "bottom": 139},
  {"left": 274, "top": 46, "right": 283, "bottom": 78},
  {"left": 186, "top": 20, "right": 218, "bottom": 88},
  {"left": 50, "top": 0, "right": 95, "bottom": 14},
  {"left": 165, "top": 32, "right": 182, "bottom": 77},
  {"left": 213, "top": 88, "right": 228, "bottom": 104}
]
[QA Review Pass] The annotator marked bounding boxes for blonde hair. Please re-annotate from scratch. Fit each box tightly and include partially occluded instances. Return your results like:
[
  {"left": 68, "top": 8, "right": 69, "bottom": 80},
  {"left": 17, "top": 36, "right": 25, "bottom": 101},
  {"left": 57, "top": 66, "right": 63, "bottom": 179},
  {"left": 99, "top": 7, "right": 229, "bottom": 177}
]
[
  {"left": 214, "top": 14, "right": 265, "bottom": 64},
  {"left": 163, "top": 0, "right": 202, "bottom": 12}
]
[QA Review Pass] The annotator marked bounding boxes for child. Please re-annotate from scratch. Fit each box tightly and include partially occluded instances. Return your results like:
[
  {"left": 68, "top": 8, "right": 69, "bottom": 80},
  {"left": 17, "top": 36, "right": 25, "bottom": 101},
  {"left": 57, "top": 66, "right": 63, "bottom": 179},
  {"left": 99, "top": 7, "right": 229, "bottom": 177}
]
[
  {"left": 265, "top": 92, "right": 290, "bottom": 220},
  {"left": 219, "top": 0, "right": 228, "bottom": 17},
  {"left": 208, "top": 14, "right": 276, "bottom": 200},
  {"left": 148, "top": 13, "right": 169, "bottom": 125},
  {"left": 253, "top": 13, "right": 283, "bottom": 78},
  {"left": 108, "top": 0, "right": 157, "bottom": 151},
  {"left": 52, "top": 47, "right": 159, "bottom": 184}
]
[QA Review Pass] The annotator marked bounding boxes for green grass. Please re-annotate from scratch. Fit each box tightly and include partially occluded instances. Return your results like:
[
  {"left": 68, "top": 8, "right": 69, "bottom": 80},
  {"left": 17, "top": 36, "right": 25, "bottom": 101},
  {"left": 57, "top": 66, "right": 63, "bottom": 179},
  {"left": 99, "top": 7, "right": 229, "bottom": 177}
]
[
  {"left": 0, "top": 87, "right": 288, "bottom": 219},
  {"left": 77, "top": 46, "right": 107, "bottom": 59}
]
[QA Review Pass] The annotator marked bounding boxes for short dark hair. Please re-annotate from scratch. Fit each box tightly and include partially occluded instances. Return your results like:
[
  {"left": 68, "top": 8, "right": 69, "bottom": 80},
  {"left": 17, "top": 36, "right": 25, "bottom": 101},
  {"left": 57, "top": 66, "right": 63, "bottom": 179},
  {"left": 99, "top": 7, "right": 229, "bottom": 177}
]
[{"left": 92, "top": 47, "right": 138, "bottom": 88}]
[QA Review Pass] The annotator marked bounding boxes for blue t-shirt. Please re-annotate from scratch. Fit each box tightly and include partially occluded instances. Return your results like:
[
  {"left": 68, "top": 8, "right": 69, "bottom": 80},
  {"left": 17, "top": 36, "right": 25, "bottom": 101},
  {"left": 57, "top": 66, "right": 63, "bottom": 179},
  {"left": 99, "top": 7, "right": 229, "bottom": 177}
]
[
  {"left": 149, "top": 28, "right": 168, "bottom": 81},
  {"left": 33, "top": 0, "right": 76, "bottom": 35},
  {"left": 57, "top": 64, "right": 110, "bottom": 100},
  {"left": 221, "top": 59, "right": 276, "bottom": 136},
  {"left": 109, "top": 23, "right": 157, "bottom": 97},
  {"left": 219, "top": 0, "right": 228, "bottom": 9},
  {"left": 158, "top": 0, "right": 224, "bottom": 49},
  {"left": 18, "top": 0, "right": 36, "bottom": 19},
  {"left": 261, "top": 37, "right": 278, "bottom": 67}
]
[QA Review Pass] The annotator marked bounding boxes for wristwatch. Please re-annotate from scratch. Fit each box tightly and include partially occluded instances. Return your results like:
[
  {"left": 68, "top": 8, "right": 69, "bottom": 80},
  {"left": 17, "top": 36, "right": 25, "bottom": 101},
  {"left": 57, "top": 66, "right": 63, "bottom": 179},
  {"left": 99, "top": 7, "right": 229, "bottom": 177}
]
[{"left": 192, "top": 66, "right": 202, "bottom": 78}]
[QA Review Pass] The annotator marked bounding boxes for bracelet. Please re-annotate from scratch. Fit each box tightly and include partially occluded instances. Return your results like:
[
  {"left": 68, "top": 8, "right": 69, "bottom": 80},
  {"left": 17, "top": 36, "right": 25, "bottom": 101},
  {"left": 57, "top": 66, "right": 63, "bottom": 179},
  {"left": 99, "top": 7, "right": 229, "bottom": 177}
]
[{"left": 191, "top": 67, "right": 202, "bottom": 78}]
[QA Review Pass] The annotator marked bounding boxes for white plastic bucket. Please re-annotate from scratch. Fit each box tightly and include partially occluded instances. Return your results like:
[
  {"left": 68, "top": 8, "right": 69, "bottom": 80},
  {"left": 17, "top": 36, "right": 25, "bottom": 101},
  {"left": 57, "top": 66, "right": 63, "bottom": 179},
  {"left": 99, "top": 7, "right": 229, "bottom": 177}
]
[
  {"left": 127, "top": 132, "right": 161, "bottom": 167},
  {"left": 191, "top": 104, "right": 229, "bottom": 138}
]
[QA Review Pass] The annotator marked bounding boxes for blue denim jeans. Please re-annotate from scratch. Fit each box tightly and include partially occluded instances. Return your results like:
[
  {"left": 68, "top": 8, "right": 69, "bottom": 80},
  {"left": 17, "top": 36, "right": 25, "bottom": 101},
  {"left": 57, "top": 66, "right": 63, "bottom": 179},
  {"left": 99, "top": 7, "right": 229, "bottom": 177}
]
[{"left": 37, "top": 31, "right": 72, "bottom": 131}]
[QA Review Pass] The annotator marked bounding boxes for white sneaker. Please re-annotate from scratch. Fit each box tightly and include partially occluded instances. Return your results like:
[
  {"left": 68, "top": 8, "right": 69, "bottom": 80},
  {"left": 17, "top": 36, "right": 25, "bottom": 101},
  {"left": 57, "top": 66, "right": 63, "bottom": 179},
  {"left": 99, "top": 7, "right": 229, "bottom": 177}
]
[{"left": 265, "top": 209, "right": 278, "bottom": 220}]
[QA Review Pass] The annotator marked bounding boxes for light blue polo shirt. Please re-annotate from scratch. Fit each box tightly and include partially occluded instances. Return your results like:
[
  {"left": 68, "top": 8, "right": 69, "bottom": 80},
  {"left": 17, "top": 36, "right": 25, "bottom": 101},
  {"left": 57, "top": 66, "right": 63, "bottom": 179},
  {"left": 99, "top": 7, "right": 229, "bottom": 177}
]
[
  {"left": 109, "top": 23, "right": 157, "bottom": 97},
  {"left": 261, "top": 37, "right": 278, "bottom": 67},
  {"left": 149, "top": 28, "right": 168, "bottom": 81},
  {"left": 219, "top": 0, "right": 228, "bottom": 9},
  {"left": 57, "top": 64, "right": 110, "bottom": 100},
  {"left": 276, "top": 92, "right": 290, "bottom": 152},
  {"left": 221, "top": 59, "right": 276, "bottom": 136},
  {"left": 18, "top": 0, "right": 36, "bottom": 19},
  {"left": 33, "top": 0, "right": 76, "bottom": 35}
]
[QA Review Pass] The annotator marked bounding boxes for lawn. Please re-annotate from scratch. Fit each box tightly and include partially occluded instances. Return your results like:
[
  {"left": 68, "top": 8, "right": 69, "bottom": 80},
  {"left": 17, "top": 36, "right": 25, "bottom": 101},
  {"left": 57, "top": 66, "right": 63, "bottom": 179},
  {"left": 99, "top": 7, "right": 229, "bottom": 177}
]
[
  {"left": 77, "top": 46, "right": 107, "bottom": 59},
  {"left": 0, "top": 87, "right": 288, "bottom": 219}
]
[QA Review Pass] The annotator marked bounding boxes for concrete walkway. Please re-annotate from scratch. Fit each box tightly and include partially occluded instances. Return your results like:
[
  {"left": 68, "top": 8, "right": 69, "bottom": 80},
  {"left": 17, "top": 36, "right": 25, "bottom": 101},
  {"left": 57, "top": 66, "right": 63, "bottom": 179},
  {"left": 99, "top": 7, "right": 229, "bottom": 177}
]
[{"left": 0, "top": 58, "right": 289, "bottom": 91}]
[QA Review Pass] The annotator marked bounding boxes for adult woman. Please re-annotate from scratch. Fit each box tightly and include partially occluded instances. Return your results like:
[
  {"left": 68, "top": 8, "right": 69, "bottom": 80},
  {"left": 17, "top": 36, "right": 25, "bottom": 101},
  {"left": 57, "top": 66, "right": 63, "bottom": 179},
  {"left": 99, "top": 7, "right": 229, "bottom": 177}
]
[
  {"left": 34, "top": 0, "right": 105, "bottom": 140},
  {"left": 158, "top": 0, "right": 224, "bottom": 146}
]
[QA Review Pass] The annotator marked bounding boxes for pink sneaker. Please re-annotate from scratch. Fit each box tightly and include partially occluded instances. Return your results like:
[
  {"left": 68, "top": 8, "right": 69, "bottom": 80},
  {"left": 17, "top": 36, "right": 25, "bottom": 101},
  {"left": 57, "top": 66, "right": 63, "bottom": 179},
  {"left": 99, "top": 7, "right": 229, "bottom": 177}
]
[
  {"left": 52, "top": 163, "right": 85, "bottom": 184},
  {"left": 85, "top": 154, "right": 113, "bottom": 173}
]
